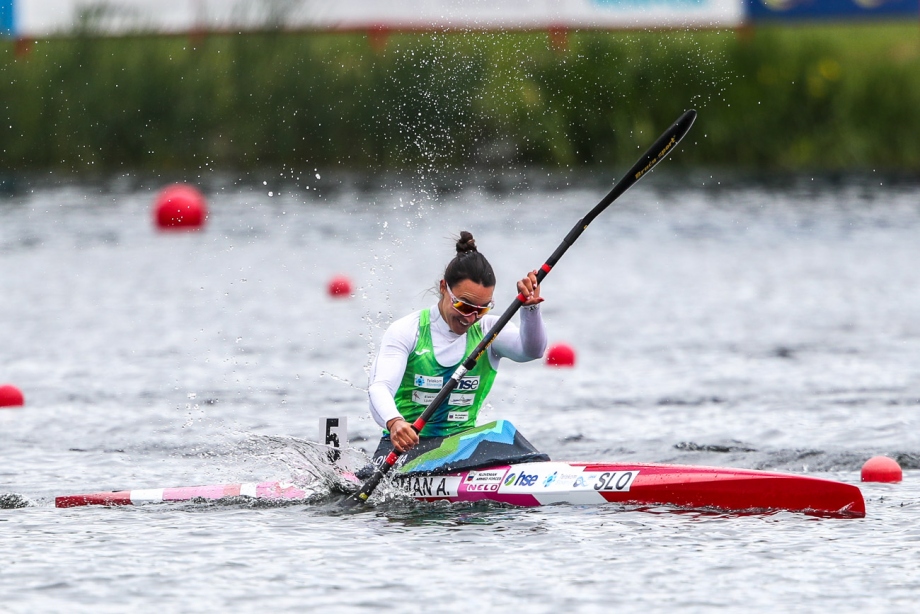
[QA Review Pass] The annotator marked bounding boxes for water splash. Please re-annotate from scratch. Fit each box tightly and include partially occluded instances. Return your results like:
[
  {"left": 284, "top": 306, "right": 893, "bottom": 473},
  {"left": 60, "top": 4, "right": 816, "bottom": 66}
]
[
  {"left": 235, "top": 435, "right": 423, "bottom": 510},
  {"left": 237, "top": 434, "right": 365, "bottom": 495},
  {"left": 319, "top": 371, "right": 367, "bottom": 393}
]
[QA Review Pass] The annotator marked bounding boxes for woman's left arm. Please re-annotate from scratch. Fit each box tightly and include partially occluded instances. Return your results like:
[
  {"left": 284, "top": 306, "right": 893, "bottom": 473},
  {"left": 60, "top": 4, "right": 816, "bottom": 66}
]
[{"left": 489, "top": 271, "right": 547, "bottom": 361}]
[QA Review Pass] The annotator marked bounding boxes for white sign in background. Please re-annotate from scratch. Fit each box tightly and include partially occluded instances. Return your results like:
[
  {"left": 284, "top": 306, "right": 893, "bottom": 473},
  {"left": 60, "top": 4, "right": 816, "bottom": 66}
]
[{"left": 14, "top": 0, "right": 743, "bottom": 37}]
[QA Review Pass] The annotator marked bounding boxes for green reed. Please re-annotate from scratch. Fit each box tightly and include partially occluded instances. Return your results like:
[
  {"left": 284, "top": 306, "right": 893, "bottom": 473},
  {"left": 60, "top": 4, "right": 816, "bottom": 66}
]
[{"left": 1, "top": 24, "right": 919, "bottom": 174}]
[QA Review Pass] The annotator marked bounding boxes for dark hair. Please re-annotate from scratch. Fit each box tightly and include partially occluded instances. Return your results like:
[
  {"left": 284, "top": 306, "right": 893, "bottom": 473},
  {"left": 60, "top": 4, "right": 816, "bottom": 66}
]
[{"left": 443, "top": 231, "right": 496, "bottom": 288}]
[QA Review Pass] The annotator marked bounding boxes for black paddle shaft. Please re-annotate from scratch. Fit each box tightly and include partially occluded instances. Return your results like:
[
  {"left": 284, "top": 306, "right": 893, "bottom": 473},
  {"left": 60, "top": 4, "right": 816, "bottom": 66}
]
[{"left": 345, "top": 109, "right": 697, "bottom": 506}]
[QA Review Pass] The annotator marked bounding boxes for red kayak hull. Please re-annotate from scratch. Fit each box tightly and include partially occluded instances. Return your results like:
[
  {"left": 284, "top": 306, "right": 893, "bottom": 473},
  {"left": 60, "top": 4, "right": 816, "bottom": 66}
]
[{"left": 576, "top": 463, "right": 866, "bottom": 517}]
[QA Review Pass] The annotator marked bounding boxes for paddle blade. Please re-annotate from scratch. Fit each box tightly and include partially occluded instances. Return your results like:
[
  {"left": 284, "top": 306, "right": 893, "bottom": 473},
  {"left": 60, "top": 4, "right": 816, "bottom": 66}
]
[
  {"left": 585, "top": 109, "right": 697, "bottom": 225},
  {"left": 634, "top": 109, "right": 697, "bottom": 182},
  {"left": 340, "top": 461, "right": 390, "bottom": 507}
]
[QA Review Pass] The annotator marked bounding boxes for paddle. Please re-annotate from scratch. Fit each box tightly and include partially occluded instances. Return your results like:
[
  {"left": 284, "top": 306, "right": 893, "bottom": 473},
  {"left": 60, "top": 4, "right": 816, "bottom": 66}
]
[{"left": 344, "top": 109, "right": 698, "bottom": 507}]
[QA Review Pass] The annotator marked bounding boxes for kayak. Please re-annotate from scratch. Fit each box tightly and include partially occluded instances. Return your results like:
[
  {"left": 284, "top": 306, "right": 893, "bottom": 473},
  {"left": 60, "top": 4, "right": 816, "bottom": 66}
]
[
  {"left": 55, "top": 461, "right": 865, "bottom": 517},
  {"left": 53, "top": 420, "right": 866, "bottom": 517}
]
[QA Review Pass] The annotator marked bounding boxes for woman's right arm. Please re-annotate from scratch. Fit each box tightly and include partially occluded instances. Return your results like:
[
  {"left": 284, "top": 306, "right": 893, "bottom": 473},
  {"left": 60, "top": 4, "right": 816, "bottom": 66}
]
[
  {"left": 368, "top": 315, "right": 422, "bottom": 451},
  {"left": 367, "top": 314, "right": 421, "bottom": 424},
  {"left": 368, "top": 326, "right": 412, "bottom": 429}
]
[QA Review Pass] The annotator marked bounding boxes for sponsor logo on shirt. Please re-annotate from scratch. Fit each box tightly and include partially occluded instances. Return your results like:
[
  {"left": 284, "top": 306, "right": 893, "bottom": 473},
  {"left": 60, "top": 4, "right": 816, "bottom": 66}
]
[
  {"left": 455, "top": 376, "right": 480, "bottom": 391},
  {"left": 447, "top": 393, "right": 475, "bottom": 407},
  {"left": 410, "top": 390, "right": 476, "bottom": 407},
  {"left": 413, "top": 374, "right": 479, "bottom": 391},
  {"left": 414, "top": 374, "right": 443, "bottom": 389},
  {"left": 447, "top": 411, "right": 469, "bottom": 422}
]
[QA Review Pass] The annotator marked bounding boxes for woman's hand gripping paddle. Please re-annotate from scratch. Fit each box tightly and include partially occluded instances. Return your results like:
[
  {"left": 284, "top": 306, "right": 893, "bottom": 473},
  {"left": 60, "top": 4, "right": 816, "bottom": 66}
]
[{"left": 342, "top": 109, "right": 697, "bottom": 507}]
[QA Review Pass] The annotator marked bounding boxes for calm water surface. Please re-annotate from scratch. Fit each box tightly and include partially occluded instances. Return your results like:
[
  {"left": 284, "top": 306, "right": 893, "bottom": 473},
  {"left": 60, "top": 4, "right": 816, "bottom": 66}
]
[{"left": 2, "top": 172, "right": 919, "bottom": 612}]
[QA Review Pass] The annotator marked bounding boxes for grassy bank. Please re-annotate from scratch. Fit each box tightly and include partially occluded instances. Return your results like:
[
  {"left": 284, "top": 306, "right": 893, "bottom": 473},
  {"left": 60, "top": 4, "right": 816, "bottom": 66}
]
[{"left": 2, "top": 24, "right": 919, "bottom": 175}]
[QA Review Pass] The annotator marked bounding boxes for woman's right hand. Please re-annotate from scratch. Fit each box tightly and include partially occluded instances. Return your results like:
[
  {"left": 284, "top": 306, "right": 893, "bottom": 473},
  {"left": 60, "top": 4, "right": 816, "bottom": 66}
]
[{"left": 387, "top": 417, "right": 420, "bottom": 453}]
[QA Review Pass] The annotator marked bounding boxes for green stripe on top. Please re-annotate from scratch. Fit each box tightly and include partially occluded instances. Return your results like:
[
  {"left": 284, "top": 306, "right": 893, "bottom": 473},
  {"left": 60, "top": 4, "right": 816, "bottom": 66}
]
[
  {"left": 391, "top": 308, "right": 498, "bottom": 437},
  {"left": 399, "top": 421, "right": 509, "bottom": 473}
]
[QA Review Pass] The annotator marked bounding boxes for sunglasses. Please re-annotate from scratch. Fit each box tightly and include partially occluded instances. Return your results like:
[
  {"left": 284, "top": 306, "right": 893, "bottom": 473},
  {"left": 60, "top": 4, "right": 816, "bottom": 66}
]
[{"left": 445, "top": 284, "right": 494, "bottom": 317}]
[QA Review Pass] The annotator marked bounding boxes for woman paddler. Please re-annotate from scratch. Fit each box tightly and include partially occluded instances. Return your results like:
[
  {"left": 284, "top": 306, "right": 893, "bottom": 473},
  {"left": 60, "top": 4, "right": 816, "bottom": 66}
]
[{"left": 366, "top": 230, "right": 547, "bottom": 464}]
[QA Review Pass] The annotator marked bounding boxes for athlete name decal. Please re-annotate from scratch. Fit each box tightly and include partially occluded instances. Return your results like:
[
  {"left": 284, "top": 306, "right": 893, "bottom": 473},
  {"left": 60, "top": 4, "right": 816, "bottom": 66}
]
[{"left": 398, "top": 476, "right": 460, "bottom": 498}]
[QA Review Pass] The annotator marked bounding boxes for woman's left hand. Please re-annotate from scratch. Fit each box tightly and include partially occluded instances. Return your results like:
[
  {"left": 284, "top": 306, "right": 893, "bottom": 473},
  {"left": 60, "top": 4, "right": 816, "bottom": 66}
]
[{"left": 517, "top": 270, "right": 544, "bottom": 306}]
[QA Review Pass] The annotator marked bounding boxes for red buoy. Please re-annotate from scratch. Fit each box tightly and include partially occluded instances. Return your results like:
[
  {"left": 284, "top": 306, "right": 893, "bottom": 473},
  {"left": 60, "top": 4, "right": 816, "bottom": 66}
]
[
  {"left": 861, "top": 456, "right": 902, "bottom": 483},
  {"left": 0, "top": 384, "right": 24, "bottom": 407},
  {"left": 328, "top": 275, "right": 353, "bottom": 298},
  {"left": 154, "top": 184, "right": 207, "bottom": 230},
  {"left": 546, "top": 343, "right": 576, "bottom": 367}
]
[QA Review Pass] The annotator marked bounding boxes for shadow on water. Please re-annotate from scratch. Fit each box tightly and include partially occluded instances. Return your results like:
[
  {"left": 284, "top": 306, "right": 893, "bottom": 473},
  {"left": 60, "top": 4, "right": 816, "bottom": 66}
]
[{"left": 372, "top": 500, "right": 531, "bottom": 527}]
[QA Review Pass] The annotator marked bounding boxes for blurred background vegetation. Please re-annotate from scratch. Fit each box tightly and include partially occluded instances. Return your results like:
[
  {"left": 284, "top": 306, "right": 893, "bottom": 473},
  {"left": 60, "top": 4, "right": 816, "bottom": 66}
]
[{"left": 1, "top": 24, "right": 919, "bottom": 175}]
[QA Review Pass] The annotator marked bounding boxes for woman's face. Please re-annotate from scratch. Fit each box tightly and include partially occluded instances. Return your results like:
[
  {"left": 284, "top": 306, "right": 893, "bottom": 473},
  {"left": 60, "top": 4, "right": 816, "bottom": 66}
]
[{"left": 439, "top": 279, "right": 495, "bottom": 335}]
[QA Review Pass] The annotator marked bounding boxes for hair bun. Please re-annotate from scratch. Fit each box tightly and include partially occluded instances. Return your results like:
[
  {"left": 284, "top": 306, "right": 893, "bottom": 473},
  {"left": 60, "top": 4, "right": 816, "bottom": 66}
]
[{"left": 456, "top": 230, "right": 477, "bottom": 255}]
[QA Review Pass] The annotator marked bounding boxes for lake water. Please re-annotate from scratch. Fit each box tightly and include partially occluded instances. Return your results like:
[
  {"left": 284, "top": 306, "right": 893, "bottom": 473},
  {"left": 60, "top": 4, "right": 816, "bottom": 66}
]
[{"left": 2, "top": 170, "right": 919, "bottom": 612}]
